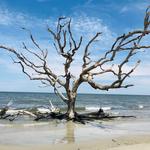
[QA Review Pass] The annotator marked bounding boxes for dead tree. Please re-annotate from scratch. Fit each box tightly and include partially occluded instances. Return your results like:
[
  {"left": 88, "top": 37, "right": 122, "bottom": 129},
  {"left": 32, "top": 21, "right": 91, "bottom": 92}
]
[{"left": 0, "top": 7, "right": 150, "bottom": 120}]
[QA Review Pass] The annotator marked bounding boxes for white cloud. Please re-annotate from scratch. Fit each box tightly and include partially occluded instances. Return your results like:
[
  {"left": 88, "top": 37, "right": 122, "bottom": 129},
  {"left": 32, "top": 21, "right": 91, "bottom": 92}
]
[
  {"left": 72, "top": 15, "right": 116, "bottom": 49},
  {"left": 120, "top": 6, "right": 129, "bottom": 13},
  {"left": 0, "top": 8, "right": 117, "bottom": 76},
  {"left": 0, "top": 57, "right": 21, "bottom": 74},
  {"left": 0, "top": 7, "right": 51, "bottom": 27},
  {"left": 0, "top": 6, "right": 150, "bottom": 94},
  {"left": 0, "top": 6, "right": 115, "bottom": 44},
  {"left": 0, "top": 8, "right": 27, "bottom": 26},
  {"left": 134, "top": 2, "right": 149, "bottom": 11},
  {"left": 101, "top": 63, "right": 150, "bottom": 77},
  {"left": 84, "top": 0, "right": 94, "bottom": 5},
  {"left": 120, "top": 1, "right": 149, "bottom": 14}
]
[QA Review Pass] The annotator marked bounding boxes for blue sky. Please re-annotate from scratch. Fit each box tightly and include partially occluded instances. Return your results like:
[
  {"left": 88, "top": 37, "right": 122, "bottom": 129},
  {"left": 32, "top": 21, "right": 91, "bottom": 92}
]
[{"left": 0, "top": 0, "right": 150, "bottom": 95}]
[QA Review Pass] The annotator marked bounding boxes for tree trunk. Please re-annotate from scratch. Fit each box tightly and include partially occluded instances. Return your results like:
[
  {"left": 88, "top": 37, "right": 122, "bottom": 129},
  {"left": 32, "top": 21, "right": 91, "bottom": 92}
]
[{"left": 66, "top": 99, "right": 76, "bottom": 119}]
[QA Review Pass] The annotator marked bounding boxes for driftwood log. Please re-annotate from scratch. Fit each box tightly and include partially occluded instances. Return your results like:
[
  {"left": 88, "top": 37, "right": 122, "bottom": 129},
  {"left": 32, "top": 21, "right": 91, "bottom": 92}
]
[{"left": 0, "top": 106, "right": 135, "bottom": 124}]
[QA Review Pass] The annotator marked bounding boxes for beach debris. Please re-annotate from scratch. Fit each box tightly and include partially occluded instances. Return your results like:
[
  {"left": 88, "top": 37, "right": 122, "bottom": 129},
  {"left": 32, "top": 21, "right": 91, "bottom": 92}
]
[
  {"left": 20, "top": 110, "right": 37, "bottom": 117},
  {"left": 0, "top": 100, "right": 13, "bottom": 118},
  {"left": 0, "top": 107, "right": 8, "bottom": 117},
  {"left": 49, "top": 100, "right": 60, "bottom": 113},
  {"left": 6, "top": 109, "right": 19, "bottom": 115},
  {"left": 112, "top": 139, "right": 117, "bottom": 142},
  {"left": 0, "top": 100, "right": 135, "bottom": 123},
  {"left": 0, "top": 106, "right": 136, "bottom": 123},
  {"left": 0, "top": 104, "right": 135, "bottom": 123}
]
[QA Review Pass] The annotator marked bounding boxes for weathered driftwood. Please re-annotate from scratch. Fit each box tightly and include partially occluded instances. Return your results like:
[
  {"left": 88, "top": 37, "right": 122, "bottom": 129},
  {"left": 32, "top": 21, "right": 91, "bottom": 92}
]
[
  {"left": 0, "top": 7, "right": 149, "bottom": 120},
  {"left": 0, "top": 107, "right": 8, "bottom": 117},
  {"left": 0, "top": 108, "right": 19, "bottom": 121},
  {"left": 0, "top": 101, "right": 135, "bottom": 124},
  {"left": 0, "top": 106, "right": 135, "bottom": 124},
  {"left": 0, "top": 99, "right": 134, "bottom": 125}
]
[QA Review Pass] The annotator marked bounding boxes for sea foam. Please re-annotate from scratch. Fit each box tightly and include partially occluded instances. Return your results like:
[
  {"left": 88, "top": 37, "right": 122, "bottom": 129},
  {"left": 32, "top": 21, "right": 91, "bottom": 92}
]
[{"left": 85, "top": 106, "right": 111, "bottom": 111}]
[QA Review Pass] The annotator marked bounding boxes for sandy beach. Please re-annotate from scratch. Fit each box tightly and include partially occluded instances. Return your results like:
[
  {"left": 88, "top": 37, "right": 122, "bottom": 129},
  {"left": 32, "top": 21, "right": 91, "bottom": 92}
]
[
  {"left": 0, "top": 134, "right": 150, "bottom": 150},
  {"left": 0, "top": 0, "right": 150, "bottom": 149},
  {"left": 0, "top": 119, "right": 150, "bottom": 150}
]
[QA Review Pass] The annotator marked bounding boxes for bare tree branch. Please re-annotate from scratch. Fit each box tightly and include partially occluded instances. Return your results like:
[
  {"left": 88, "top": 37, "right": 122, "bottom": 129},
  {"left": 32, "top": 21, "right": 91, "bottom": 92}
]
[
  {"left": 0, "top": 7, "right": 150, "bottom": 119},
  {"left": 82, "top": 32, "right": 101, "bottom": 69}
]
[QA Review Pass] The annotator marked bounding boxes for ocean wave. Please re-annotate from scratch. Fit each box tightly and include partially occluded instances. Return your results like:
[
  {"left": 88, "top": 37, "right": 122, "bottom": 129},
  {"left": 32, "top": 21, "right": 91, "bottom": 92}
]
[
  {"left": 36, "top": 108, "right": 51, "bottom": 113},
  {"left": 85, "top": 106, "right": 111, "bottom": 111},
  {"left": 138, "top": 105, "right": 144, "bottom": 109}
]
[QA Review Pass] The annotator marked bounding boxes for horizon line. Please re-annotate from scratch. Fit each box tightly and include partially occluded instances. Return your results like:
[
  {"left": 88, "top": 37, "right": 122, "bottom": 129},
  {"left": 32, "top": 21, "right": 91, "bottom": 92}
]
[{"left": 0, "top": 91, "right": 150, "bottom": 96}]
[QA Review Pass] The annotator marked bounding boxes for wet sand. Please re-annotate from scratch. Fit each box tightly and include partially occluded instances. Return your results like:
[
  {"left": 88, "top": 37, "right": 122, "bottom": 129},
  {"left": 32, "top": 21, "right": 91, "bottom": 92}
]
[
  {"left": 0, "top": 119, "right": 150, "bottom": 150},
  {"left": 0, "top": 134, "right": 150, "bottom": 150}
]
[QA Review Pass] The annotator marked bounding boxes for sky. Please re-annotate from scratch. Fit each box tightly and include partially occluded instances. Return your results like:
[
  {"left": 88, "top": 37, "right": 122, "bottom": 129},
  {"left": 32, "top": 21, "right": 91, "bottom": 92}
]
[{"left": 0, "top": 0, "right": 150, "bottom": 95}]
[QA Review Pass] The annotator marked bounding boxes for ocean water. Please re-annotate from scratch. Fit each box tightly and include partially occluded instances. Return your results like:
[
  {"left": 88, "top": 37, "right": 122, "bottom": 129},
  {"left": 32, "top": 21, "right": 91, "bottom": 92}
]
[{"left": 0, "top": 92, "right": 150, "bottom": 119}]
